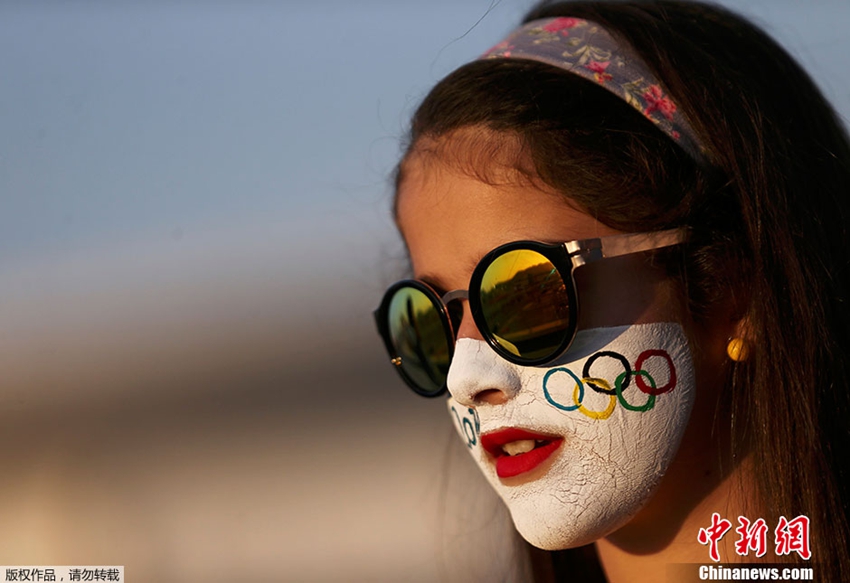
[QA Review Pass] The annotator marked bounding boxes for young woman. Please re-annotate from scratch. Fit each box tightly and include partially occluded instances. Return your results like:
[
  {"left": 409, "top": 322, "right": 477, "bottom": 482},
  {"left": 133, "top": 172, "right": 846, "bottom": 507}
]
[{"left": 374, "top": 2, "right": 850, "bottom": 580}]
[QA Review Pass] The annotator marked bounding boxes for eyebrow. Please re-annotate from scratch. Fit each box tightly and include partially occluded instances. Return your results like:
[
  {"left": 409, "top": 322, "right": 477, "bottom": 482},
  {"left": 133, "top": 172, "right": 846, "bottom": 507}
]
[{"left": 415, "top": 273, "right": 451, "bottom": 294}]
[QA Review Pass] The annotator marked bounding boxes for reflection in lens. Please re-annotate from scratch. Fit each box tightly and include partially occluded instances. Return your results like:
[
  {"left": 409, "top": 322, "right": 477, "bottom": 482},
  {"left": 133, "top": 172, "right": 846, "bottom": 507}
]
[
  {"left": 387, "top": 286, "right": 451, "bottom": 394},
  {"left": 479, "top": 249, "right": 571, "bottom": 360}
]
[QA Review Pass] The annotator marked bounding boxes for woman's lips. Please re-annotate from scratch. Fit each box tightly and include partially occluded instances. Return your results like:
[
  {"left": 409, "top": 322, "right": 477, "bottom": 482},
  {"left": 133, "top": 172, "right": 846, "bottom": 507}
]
[{"left": 480, "top": 428, "right": 564, "bottom": 479}]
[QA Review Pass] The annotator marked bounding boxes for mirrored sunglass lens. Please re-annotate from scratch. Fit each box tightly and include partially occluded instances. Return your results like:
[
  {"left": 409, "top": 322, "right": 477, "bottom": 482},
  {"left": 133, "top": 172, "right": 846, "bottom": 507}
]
[
  {"left": 479, "top": 249, "right": 571, "bottom": 361},
  {"left": 387, "top": 286, "right": 451, "bottom": 394}
]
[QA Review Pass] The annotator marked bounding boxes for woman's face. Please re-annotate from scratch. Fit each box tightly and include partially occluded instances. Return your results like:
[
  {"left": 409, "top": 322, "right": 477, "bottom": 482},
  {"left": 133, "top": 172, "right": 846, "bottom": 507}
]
[{"left": 396, "top": 137, "right": 726, "bottom": 550}]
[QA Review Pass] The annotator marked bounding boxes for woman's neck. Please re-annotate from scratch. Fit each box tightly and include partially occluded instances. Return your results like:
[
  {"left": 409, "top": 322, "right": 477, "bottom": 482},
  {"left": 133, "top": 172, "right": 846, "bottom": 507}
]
[{"left": 595, "top": 454, "right": 761, "bottom": 583}]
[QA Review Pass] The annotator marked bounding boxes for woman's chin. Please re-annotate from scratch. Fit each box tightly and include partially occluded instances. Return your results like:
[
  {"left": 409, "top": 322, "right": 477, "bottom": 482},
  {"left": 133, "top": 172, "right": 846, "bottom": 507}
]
[{"left": 510, "top": 503, "right": 639, "bottom": 551}]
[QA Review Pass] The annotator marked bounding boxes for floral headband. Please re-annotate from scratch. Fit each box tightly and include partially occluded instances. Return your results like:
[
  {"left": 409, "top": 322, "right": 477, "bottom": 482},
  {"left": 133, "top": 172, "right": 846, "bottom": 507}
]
[{"left": 482, "top": 17, "right": 706, "bottom": 163}]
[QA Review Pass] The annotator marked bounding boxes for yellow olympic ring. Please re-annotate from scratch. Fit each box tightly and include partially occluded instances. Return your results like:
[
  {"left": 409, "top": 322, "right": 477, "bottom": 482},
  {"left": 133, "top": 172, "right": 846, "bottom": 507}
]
[{"left": 573, "top": 377, "right": 617, "bottom": 420}]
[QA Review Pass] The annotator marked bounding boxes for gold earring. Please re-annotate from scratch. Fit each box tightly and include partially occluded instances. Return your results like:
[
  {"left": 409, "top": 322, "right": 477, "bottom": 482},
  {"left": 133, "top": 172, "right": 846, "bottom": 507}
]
[{"left": 726, "top": 337, "right": 750, "bottom": 362}]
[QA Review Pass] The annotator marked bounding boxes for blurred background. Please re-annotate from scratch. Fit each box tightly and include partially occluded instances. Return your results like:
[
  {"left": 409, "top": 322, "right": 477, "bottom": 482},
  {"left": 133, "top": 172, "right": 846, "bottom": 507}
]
[{"left": 1, "top": 1, "right": 848, "bottom": 581}]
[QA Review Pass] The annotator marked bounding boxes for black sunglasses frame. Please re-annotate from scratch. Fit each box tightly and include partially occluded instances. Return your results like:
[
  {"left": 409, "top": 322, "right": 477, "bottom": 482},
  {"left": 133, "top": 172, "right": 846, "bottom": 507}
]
[
  {"left": 375, "top": 229, "right": 687, "bottom": 397},
  {"left": 470, "top": 240, "right": 580, "bottom": 366},
  {"left": 374, "top": 279, "right": 458, "bottom": 397}
]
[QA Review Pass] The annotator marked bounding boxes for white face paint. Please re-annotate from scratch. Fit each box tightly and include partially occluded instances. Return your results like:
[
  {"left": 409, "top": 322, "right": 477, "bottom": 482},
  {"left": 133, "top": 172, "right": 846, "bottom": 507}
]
[{"left": 447, "top": 323, "right": 694, "bottom": 550}]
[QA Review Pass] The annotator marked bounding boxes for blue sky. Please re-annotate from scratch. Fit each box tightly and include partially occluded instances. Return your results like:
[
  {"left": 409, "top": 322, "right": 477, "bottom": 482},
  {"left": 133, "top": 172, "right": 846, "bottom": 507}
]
[
  {"left": 0, "top": 1, "right": 526, "bottom": 265},
  {"left": 1, "top": 1, "right": 848, "bottom": 405},
  {"left": 2, "top": 0, "right": 847, "bottom": 267}
]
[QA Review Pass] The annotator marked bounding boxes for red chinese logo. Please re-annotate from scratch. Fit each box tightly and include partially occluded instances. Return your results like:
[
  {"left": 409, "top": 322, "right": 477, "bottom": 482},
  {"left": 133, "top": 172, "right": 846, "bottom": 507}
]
[
  {"left": 735, "top": 516, "right": 768, "bottom": 558},
  {"left": 775, "top": 515, "right": 811, "bottom": 560},
  {"left": 697, "top": 512, "right": 732, "bottom": 562},
  {"left": 697, "top": 514, "right": 811, "bottom": 562}
]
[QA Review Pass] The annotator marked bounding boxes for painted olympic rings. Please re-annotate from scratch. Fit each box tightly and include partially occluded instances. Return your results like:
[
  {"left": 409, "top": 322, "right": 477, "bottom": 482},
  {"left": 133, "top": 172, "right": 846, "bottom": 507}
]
[
  {"left": 634, "top": 349, "right": 677, "bottom": 395},
  {"left": 451, "top": 405, "right": 480, "bottom": 449},
  {"left": 543, "top": 349, "right": 676, "bottom": 419},
  {"left": 583, "top": 351, "right": 631, "bottom": 395},
  {"left": 615, "top": 371, "right": 656, "bottom": 412},
  {"left": 543, "top": 367, "right": 583, "bottom": 412},
  {"left": 574, "top": 377, "right": 617, "bottom": 420}
]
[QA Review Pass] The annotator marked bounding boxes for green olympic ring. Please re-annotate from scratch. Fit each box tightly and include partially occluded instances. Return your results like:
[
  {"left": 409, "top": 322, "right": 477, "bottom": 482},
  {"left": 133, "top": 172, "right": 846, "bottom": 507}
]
[{"left": 615, "top": 370, "right": 656, "bottom": 412}]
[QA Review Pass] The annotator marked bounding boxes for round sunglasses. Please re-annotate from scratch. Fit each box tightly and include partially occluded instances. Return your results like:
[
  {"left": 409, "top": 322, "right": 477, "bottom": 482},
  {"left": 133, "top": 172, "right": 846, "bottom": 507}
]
[{"left": 374, "top": 228, "right": 687, "bottom": 397}]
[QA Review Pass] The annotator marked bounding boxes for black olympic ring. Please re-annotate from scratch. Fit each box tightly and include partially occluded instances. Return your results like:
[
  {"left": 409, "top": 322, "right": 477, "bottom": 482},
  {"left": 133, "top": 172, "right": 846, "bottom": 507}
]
[{"left": 582, "top": 351, "right": 631, "bottom": 396}]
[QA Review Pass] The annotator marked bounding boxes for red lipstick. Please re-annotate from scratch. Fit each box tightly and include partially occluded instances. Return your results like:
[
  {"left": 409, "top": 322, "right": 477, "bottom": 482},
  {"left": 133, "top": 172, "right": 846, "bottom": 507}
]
[{"left": 480, "top": 428, "right": 563, "bottom": 479}]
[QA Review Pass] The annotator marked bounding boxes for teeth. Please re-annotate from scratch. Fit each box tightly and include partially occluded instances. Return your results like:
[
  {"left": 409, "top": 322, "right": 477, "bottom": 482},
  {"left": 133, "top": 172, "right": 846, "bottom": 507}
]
[{"left": 502, "top": 440, "right": 536, "bottom": 456}]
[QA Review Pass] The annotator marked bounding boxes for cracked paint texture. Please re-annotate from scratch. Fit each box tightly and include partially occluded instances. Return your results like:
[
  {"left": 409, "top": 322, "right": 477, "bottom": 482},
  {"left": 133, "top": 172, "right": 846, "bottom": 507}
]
[{"left": 446, "top": 323, "right": 694, "bottom": 550}]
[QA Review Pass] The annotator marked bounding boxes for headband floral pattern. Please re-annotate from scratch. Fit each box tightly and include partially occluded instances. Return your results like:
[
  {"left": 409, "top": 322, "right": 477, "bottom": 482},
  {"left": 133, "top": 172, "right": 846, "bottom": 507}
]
[{"left": 482, "top": 17, "right": 706, "bottom": 162}]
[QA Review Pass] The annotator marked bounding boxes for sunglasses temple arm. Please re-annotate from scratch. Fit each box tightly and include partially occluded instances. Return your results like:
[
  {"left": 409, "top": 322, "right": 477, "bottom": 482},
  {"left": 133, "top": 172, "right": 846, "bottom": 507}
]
[{"left": 565, "top": 227, "right": 688, "bottom": 267}]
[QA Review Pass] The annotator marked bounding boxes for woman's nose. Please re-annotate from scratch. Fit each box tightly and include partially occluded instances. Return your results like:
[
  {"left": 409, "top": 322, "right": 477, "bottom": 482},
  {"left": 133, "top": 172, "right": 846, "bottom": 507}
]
[
  {"left": 447, "top": 337, "right": 523, "bottom": 407},
  {"left": 452, "top": 300, "right": 484, "bottom": 342}
]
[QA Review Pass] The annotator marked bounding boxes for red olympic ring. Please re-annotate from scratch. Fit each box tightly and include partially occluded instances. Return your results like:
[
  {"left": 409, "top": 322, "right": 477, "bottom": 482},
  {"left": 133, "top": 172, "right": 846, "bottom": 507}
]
[{"left": 634, "top": 349, "right": 677, "bottom": 395}]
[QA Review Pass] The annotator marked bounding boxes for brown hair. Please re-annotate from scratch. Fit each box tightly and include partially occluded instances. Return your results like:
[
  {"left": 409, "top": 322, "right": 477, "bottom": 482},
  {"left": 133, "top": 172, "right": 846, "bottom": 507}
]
[{"left": 399, "top": 1, "right": 850, "bottom": 579}]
